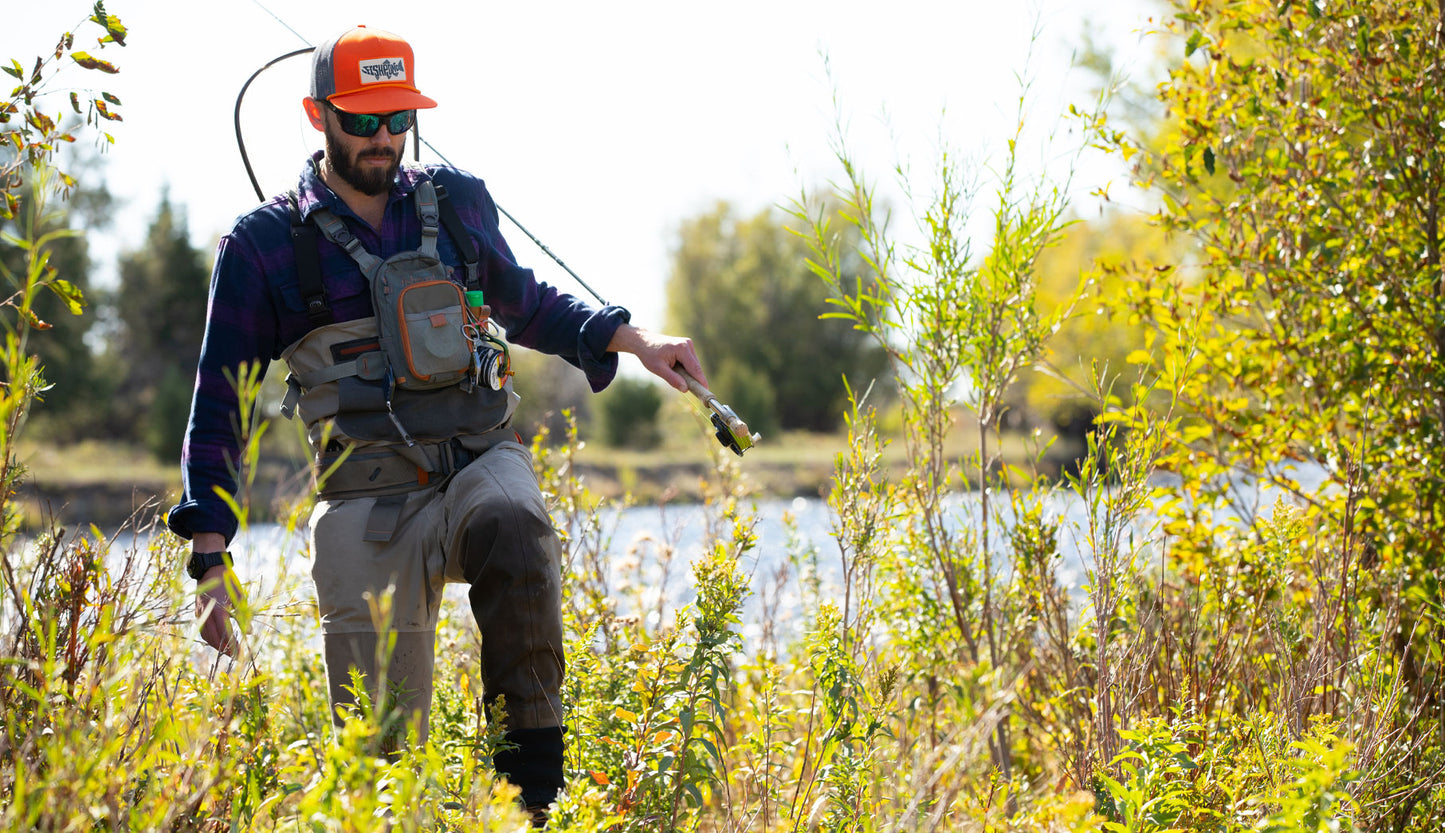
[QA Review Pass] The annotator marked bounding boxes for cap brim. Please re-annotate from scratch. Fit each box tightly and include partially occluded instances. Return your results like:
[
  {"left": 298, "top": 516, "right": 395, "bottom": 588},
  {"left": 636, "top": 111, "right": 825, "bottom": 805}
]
[{"left": 329, "top": 86, "right": 438, "bottom": 112}]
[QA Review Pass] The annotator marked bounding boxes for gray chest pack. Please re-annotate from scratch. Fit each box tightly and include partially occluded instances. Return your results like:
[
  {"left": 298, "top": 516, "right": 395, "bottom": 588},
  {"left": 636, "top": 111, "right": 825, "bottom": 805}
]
[{"left": 279, "top": 180, "right": 519, "bottom": 540}]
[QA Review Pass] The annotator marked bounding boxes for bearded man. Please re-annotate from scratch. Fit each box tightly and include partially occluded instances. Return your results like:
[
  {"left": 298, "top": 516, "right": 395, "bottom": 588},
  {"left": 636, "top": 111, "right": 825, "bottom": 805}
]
[{"left": 167, "top": 25, "right": 706, "bottom": 823}]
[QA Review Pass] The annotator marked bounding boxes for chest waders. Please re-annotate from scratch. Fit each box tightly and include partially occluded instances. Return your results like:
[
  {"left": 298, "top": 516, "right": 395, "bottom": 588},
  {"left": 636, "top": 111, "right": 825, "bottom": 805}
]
[{"left": 278, "top": 180, "right": 518, "bottom": 542}]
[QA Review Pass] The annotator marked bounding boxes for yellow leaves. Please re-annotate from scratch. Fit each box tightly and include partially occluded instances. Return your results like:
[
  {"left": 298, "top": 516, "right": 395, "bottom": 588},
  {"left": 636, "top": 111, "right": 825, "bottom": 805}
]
[
  {"left": 93, "top": 99, "right": 121, "bottom": 122},
  {"left": 90, "top": 8, "right": 128, "bottom": 46},
  {"left": 19, "top": 307, "right": 52, "bottom": 331},
  {"left": 70, "top": 52, "right": 118, "bottom": 74},
  {"left": 1180, "top": 423, "right": 1214, "bottom": 445},
  {"left": 49, "top": 278, "right": 85, "bottom": 315},
  {"left": 613, "top": 707, "right": 638, "bottom": 723}
]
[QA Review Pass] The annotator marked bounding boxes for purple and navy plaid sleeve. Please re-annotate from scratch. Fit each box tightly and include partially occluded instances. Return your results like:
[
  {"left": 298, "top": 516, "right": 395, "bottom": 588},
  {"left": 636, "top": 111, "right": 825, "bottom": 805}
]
[{"left": 166, "top": 153, "right": 628, "bottom": 543}]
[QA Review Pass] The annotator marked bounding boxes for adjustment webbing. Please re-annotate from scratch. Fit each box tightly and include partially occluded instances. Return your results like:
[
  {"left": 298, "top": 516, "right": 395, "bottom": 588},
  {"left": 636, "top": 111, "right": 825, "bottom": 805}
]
[
  {"left": 435, "top": 184, "right": 482, "bottom": 291},
  {"left": 287, "top": 192, "right": 332, "bottom": 326}
]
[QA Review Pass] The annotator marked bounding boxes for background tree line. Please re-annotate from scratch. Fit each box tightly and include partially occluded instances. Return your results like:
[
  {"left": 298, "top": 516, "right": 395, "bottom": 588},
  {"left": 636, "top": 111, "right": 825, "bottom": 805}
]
[
  {"left": 2, "top": 174, "right": 208, "bottom": 461},
  {"left": 4, "top": 181, "right": 897, "bottom": 460},
  {"left": 7, "top": 2, "right": 1445, "bottom": 829}
]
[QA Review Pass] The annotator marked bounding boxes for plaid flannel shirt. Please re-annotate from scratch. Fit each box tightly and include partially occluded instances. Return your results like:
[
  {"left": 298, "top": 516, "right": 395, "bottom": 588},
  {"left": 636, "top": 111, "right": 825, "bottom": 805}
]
[{"left": 167, "top": 152, "right": 628, "bottom": 542}]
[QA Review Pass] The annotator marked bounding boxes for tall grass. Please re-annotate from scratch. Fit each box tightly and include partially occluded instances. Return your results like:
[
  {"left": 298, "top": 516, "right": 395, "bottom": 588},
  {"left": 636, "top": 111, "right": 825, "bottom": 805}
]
[{"left": 5, "top": 44, "right": 1444, "bottom": 833}]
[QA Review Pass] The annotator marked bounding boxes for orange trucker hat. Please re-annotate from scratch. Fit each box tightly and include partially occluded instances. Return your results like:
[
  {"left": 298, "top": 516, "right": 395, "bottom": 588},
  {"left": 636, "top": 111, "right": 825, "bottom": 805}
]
[{"left": 310, "top": 26, "right": 438, "bottom": 113}]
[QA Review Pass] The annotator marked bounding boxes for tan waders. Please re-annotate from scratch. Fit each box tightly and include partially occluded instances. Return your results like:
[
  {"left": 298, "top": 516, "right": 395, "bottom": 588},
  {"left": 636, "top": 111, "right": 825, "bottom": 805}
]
[
  {"left": 310, "top": 439, "right": 567, "bottom": 811},
  {"left": 281, "top": 180, "right": 566, "bottom": 814}
]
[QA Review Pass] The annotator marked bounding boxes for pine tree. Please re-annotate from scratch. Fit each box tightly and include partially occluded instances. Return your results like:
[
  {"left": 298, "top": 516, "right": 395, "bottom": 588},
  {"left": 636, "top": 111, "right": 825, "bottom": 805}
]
[{"left": 109, "top": 192, "right": 209, "bottom": 459}]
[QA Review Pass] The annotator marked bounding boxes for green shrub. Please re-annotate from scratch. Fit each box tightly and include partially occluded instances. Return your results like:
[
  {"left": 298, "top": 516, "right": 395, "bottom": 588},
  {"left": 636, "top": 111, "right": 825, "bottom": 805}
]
[{"left": 595, "top": 374, "right": 664, "bottom": 450}]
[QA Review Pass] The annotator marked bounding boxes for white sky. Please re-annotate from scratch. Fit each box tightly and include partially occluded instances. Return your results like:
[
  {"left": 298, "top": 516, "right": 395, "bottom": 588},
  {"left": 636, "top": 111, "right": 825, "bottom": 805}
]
[{"left": 5, "top": 0, "right": 1160, "bottom": 330}]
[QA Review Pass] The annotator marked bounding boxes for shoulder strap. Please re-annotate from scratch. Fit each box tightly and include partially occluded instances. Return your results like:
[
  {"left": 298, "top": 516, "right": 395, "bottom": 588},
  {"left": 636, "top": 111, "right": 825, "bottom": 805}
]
[
  {"left": 310, "top": 206, "right": 386, "bottom": 278},
  {"left": 415, "top": 180, "right": 441, "bottom": 259},
  {"left": 290, "top": 181, "right": 477, "bottom": 323},
  {"left": 434, "top": 184, "right": 482, "bottom": 291},
  {"left": 287, "top": 192, "right": 332, "bottom": 326}
]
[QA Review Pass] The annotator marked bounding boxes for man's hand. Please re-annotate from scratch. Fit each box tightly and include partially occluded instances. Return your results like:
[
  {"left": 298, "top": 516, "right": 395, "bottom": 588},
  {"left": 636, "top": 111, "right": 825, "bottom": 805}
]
[
  {"left": 608, "top": 324, "right": 708, "bottom": 392},
  {"left": 195, "top": 565, "right": 241, "bottom": 656},
  {"left": 192, "top": 532, "right": 242, "bottom": 657}
]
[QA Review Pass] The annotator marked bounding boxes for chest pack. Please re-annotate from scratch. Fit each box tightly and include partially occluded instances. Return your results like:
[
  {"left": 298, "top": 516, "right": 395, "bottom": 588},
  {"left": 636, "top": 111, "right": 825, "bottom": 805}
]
[
  {"left": 278, "top": 181, "right": 519, "bottom": 535},
  {"left": 292, "top": 180, "right": 511, "bottom": 393}
]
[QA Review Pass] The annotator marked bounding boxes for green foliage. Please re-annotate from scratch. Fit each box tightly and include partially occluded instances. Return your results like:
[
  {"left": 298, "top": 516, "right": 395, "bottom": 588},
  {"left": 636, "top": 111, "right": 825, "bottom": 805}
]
[
  {"left": 0, "top": 523, "right": 532, "bottom": 830},
  {"left": 1, "top": 3, "right": 127, "bottom": 208},
  {"left": 1, "top": 6, "right": 127, "bottom": 547},
  {"left": 1090, "top": 1, "right": 1445, "bottom": 828},
  {"left": 664, "top": 201, "right": 889, "bottom": 435},
  {"left": 595, "top": 373, "right": 664, "bottom": 450},
  {"left": 537, "top": 411, "right": 755, "bottom": 829},
  {"left": 793, "top": 63, "right": 1092, "bottom": 814},
  {"left": 1024, "top": 208, "right": 1180, "bottom": 440},
  {"left": 108, "top": 192, "right": 210, "bottom": 458},
  {"left": 0, "top": 161, "right": 112, "bottom": 441},
  {"left": 6, "top": 4, "right": 1445, "bottom": 832}
]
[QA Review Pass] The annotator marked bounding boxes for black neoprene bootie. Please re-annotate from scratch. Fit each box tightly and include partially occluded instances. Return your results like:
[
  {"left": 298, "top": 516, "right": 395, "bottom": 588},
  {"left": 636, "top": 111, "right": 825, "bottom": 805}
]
[{"left": 493, "top": 726, "right": 564, "bottom": 824}]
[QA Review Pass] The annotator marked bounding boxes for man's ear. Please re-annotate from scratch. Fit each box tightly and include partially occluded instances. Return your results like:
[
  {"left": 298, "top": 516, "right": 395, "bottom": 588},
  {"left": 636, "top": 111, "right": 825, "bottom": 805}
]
[{"left": 303, "top": 97, "right": 326, "bottom": 131}]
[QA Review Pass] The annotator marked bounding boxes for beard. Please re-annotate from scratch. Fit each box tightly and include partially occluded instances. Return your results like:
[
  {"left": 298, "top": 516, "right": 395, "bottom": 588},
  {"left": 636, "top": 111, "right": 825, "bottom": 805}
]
[{"left": 323, "top": 123, "right": 401, "bottom": 197}]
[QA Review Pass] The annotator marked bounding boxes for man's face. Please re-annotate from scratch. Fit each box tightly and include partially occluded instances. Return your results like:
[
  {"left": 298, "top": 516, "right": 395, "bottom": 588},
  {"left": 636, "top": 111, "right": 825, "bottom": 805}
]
[{"left": 321, "top": 107, "right": 405, "bottom": 197}]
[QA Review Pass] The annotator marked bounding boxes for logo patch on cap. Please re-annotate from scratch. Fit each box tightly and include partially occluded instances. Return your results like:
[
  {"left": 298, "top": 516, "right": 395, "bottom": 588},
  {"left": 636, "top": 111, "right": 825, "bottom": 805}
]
[{"left": 358, "top": 57, "right": 407, "bottom": 84}]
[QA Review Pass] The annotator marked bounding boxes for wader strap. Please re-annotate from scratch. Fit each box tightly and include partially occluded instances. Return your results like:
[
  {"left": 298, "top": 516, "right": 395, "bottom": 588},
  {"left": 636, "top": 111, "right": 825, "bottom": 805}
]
[
  {"left": 311, "top": 208, "right": 386, "bottom": 278},
  {"left": 316, "top": 427, "right": 519, "bottom": 502},
  {"left": 279, "top": 353, "right": 388, "bottom": 421},
  {"left": 288, "top": 193, "right": 332, "bottom": 326},
  {"left": 364, "top": 495, "right": 407, "bottom": 543},
  {"left": 292, "top": 351, "right": 389, "bottom": 389},
  {"left": 434, "top": 184, "right": 482, "bottom": 291},
  {"left": 280, "top": 374, "right": 301, "bottom": 419},
  {"left": 415, "top": 180, "right": 441, "bottom": 259}
]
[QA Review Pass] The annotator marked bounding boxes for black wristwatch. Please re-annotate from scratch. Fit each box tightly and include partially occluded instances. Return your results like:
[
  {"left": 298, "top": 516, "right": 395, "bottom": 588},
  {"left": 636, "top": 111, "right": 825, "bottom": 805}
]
[{"left": 187, "top": 550, "right": 233, "bottom": 581}]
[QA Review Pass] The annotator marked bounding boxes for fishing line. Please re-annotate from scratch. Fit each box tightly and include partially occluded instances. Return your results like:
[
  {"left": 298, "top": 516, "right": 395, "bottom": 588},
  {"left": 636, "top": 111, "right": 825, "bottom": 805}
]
[
  {"left": 249, "top": 0, "right": 310, "bottom": 47},
  {"left": 237, "top": 0, "right": 609, "bottom": 306}
]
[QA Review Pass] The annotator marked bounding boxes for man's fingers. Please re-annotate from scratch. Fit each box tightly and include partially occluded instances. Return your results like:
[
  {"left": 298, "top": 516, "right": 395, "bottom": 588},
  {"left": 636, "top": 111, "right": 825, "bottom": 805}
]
[
  {"left": 660, "top": 360, "right": 689, "bottom": 392},
  {"left": 676, "top": 348, "right": 708, "bottom": 390},
  {"left": 196, "top": 590, "right": 237, "bottom": 657},
  {"left": 207, "top": 611, "right": 237, "bottom": 657},
  {"left": 659, "top": 339, "right": 706, "bottom": 392}
]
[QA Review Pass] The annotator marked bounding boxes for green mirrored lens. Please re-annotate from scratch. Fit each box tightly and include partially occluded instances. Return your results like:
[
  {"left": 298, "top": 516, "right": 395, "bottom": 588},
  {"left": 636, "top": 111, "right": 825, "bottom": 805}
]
[
  {"left": 332, "top": 109, "right": 379, "bottom": 136},
  {"left": 386, "top": 111, "right": 415, "bottom": 134},
  {"left": 351, "top": 113, "right": 381, "bottom": 136},
  {"left": 330, "top": 104, "right": 414, "bottom": 137}
]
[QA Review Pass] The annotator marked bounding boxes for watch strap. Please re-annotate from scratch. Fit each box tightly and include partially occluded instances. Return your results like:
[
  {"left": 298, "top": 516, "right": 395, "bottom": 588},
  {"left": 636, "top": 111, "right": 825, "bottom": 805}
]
[{"left": 187, "top": 550, "right": 233, "bottom": 581}]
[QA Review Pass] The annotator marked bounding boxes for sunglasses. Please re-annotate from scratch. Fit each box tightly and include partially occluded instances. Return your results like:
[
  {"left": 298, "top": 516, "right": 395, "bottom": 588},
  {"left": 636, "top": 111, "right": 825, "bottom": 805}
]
[{"left": 327, "top": 103, "right": 416, "bottom": 138}]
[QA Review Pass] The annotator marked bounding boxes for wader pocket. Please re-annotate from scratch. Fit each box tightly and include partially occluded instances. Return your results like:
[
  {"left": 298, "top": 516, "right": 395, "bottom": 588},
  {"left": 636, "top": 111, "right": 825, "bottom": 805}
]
[
  {"left": 333, "top": 376, "right": 517, "bottom": 445},
  {"left": 334, "top": 377, "right": 398, "bottom": 442}
]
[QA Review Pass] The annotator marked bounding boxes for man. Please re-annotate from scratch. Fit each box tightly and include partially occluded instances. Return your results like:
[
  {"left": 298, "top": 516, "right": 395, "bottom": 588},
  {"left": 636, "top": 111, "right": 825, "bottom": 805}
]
[{"left": 167, "top": 25, "right": 706, "bottom": 818}]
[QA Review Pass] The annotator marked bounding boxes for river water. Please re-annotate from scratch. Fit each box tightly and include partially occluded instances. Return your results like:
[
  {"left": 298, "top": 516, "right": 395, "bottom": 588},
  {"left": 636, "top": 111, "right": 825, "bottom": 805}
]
[
  {"left": 90, "top": 460, "right": 1328, "bottom": 645},
  {"left": 200, "top": 488, "right": 1104, "bottom": 643}
]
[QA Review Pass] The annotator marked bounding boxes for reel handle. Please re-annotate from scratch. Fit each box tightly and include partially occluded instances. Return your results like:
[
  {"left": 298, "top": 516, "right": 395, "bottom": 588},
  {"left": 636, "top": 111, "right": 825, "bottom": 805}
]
[
  {"left": 675, "top": 365, "right": 713, "bottom": 402},
  {"left": 673, "top": 364, "right": 759, "bottom": 456}
]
